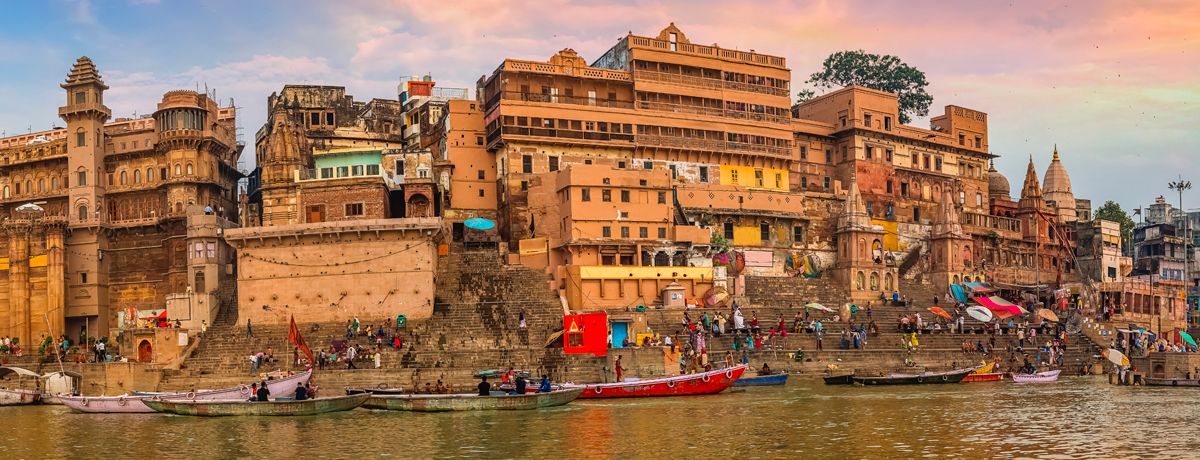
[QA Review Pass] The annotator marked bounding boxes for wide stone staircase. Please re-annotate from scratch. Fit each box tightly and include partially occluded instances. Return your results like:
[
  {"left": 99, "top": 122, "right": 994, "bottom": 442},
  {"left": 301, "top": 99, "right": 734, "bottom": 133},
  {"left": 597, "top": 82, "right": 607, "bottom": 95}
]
[{"left": 158, "top": 246, "right": 605, "bottom": 393}]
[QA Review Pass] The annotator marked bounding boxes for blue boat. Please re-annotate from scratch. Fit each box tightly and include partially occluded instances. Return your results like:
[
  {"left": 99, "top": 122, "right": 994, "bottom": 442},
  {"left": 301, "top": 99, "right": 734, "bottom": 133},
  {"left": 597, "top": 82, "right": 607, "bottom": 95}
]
[{"left": 733, "top": 373, "right": 789, "bottom": 386}]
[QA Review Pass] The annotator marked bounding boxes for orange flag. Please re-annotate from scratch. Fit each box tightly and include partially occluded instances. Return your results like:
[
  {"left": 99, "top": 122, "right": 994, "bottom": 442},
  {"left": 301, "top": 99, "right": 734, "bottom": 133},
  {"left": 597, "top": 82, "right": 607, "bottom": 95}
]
[{"left": 288, "top": 315, "right": 315, "bottom": 366}]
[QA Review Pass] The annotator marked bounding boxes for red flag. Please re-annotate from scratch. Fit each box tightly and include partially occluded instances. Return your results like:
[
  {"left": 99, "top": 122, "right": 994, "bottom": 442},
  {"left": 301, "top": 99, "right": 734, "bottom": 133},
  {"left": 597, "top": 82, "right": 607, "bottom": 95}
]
[{"left": 288, "top": 315, "right": 315, "bottom": 366}]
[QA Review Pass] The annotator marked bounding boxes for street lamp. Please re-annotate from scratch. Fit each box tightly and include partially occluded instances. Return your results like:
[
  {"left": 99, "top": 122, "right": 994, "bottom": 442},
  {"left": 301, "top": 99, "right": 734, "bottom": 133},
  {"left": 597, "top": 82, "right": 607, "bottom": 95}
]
[{"left": 1169, "top": 177, "right": 1192, "bottom": 326}]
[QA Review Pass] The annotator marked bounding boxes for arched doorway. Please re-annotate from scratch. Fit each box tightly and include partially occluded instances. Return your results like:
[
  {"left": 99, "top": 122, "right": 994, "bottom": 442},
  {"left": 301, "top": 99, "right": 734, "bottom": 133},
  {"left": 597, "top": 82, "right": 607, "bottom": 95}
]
[
  {"left": 137, "top": 339, "right": 153, "bottom": 363},
  {"left": 407, "top": 193, "right": 431, "bottom": 217},
  {"left": 194, "top": 270, "right": 206, "bottom": 293}
]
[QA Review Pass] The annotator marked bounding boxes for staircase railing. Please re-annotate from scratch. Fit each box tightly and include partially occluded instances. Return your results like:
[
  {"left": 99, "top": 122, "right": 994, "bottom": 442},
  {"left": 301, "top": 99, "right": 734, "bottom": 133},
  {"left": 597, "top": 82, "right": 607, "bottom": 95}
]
[{"left": 897, "top": 242, "right": 925, "bottom": 277}]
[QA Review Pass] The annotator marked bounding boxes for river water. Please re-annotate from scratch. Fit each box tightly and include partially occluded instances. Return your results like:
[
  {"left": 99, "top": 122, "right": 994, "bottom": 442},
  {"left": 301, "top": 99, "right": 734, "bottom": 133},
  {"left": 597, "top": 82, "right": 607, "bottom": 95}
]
[{"left": 3, "top": 376, "right": 1195, "bottom": 459}]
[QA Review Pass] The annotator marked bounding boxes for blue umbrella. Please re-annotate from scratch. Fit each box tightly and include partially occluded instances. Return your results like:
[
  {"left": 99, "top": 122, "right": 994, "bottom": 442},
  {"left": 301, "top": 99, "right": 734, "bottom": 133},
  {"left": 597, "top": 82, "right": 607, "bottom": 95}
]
[{"left": 463, "top": 218, "right": 495, "bottom": 230}]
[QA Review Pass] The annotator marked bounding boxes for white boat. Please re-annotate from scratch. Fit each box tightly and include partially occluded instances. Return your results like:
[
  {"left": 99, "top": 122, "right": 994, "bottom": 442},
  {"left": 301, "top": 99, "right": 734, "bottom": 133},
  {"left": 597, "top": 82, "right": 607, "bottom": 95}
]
[
  {"left": 1012, "top": 369, "right": 1061, "bottom": 383},
  {"left": 62, "top": 370, "right": 314, "bottom": 413},
  {"left": 0, "top": 367, "right": 42, "bottom": 406},
  {"left": 61, "top": 395, "right": 156, "bottom": 413}
]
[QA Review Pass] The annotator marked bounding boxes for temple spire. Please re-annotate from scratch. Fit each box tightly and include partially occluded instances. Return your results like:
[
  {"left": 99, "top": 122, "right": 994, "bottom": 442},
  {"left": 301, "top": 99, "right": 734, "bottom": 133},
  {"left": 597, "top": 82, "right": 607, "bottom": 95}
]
[{"left": 1052, "top": 144, "right": 1059, "bottom": 161}]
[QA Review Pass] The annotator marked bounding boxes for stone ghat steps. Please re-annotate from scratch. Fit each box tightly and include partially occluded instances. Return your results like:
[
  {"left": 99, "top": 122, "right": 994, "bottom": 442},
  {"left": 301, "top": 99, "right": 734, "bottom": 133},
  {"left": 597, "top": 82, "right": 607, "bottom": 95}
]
[{"left": 743, "top": 275, "right": 848, "bottom": 309}]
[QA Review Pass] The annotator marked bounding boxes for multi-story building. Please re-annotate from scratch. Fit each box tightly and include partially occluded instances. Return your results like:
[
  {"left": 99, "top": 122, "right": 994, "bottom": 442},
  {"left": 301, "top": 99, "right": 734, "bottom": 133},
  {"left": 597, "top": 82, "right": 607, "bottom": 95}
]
[{"left": 0, "top": 57, "right": 243, "bottom": 345}]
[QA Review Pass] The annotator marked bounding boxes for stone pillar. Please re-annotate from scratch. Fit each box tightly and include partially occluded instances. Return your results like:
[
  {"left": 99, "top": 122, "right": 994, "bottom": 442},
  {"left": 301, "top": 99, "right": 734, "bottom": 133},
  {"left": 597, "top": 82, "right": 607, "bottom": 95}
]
[
  {"left": 45, "top": 221, "right": 66, "bottom": 340},
  {"left": 7, "top": 223, "right": 30, "bottom": 345}
]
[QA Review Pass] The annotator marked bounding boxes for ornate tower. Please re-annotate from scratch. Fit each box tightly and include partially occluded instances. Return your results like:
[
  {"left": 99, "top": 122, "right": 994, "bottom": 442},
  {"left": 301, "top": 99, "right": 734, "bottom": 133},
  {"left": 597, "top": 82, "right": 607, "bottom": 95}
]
[
  {"left": 1042, "top": 145, "right": 1077, "bottom": 223},
  {"left": 59, "top": 56, "right": 112, "bottom": 336},
  {"left": 1018, "top": 156, "right": 1048, "bottom": 241},
  {"left": 929, "top": 189, "right": 978, "bottom": 293},
  {"left": 834, "top": 177, "right": 896, "bottom": 302}
]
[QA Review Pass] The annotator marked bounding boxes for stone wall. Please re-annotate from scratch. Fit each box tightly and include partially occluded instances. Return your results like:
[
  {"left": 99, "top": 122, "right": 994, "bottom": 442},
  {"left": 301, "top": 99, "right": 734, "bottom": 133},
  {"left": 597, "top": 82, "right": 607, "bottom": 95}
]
[{"left": 225, "top": 218, "right": 441, "bottom": 325}]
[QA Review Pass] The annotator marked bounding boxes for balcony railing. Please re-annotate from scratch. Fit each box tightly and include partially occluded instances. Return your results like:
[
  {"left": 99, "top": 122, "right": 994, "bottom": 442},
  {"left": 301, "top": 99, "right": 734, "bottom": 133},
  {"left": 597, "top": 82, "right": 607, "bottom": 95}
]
[
  {"left": 632, "top": 69, "right": 790, "bottom": 98},
  {"left": 500, "top": 91, "right": 634, "bottom": 109},
  {"left": 636, "top": 100, "right": 790, "bottom": 125},
  {"left": 628, "top": 36, "right": 787, "bottom": 67},
  {"left": 496, "top": 126, "right": 635, "bottom": 143}
]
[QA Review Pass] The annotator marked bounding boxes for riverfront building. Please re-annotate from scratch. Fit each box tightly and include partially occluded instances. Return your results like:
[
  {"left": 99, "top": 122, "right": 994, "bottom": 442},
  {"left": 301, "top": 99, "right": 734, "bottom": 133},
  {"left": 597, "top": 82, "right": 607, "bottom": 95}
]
[{"left": 0, "top": 57, "right": 242, "bottom": 345}]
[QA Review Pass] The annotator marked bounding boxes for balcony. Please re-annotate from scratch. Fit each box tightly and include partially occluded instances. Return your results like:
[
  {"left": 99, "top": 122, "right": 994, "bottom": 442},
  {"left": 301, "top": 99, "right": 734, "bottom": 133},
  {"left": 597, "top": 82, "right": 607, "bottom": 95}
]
[
  {"left": 637, "top": 134, "right": 789, "bottom": 157},
  {"left": 500, "top": 91, "right": 634, "bottom": 109},
  {"left": 495, "top": 125, "right": 635, "bottom": 144},
  {"left": 501, "top": 60, "right": 632, "bottom": 82},
  {"left": 628, "top": 36, "right": 786, "bottom": 68},
  {"left": 632, "top": 69, "right": 790, "bottom": 98}
]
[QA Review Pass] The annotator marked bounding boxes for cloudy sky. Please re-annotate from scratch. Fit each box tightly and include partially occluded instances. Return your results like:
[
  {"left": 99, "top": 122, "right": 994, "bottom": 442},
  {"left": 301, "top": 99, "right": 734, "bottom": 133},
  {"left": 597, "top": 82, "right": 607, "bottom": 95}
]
[{"left": 0, "top": 0, "right": 1196, "bottom": 213}]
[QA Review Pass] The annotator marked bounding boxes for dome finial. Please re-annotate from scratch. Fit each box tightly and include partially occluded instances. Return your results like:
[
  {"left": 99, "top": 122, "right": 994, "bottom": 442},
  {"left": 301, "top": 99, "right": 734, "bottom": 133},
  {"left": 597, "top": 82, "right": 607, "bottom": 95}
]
[{"left": 1053, "top": 144, "right": 1059, "bottom": 161}]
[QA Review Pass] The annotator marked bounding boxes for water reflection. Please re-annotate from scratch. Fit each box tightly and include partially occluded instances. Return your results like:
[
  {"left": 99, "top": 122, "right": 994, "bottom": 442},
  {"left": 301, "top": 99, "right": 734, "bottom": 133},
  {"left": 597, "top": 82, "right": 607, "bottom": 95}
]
[{"left": 1, "top": 377, "right": 1196, "bottom": 458}]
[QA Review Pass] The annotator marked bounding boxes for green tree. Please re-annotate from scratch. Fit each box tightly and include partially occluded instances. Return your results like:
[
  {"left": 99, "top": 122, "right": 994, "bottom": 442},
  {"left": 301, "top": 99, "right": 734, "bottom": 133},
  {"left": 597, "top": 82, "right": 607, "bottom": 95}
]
[
  {"left": 806, "top": 50, "right": 933, "bottom": 124},
  {"left": 796, "top": 88, "right": 816, "bottom": 103},
  {"left": 1094, "top": 200, "right": 1135, "bottom": 246}
]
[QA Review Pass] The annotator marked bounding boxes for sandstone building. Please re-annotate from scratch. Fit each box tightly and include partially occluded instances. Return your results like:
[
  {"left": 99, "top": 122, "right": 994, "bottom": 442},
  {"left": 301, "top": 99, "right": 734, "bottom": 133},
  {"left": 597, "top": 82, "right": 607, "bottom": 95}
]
[{"left": 0, "top": 57, "right": 242, "bottom": 345}]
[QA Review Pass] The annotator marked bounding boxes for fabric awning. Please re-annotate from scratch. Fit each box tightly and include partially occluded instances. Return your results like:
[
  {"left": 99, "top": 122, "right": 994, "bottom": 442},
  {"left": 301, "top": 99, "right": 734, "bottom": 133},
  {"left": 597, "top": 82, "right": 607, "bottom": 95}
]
[
  {"left": 974, "top": 296, "right": 1023, "bottom": 317},
  {"left": 964, "top": 282, "right": 994, "bottom": 293},
  {"left": 0, "top": 367, "right": 40, "bottom": 378}
]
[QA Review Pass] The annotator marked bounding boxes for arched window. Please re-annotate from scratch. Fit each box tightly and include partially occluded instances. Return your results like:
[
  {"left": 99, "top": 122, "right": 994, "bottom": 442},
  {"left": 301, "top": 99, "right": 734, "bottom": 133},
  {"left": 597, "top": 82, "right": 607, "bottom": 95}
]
[
  {"left": 147, "top": 168, "right": 155, "bottom": 182},
  {"left": 174, "top": 164, "right": 181, "bottom": 176},
  {"left": 75, "top": 128, "right": 86, "bottom": 147},
  {"left": 2, "top": 186, "right": 8, "bottom": 198},
  {"left": 855, "top": 271, "right": 865, "bottom": 290},
  {"left": 77, "top": 168, "right": 87, "bottom": 186},
  {"left": 78, "top": 205, "right": 88, "bottom": 221},
  {"left": 51, "top": 177, "right": 57, "bottom": 190},
  {"left": 133, "top": 169, "right": 141, "bottom": 184},
  {"left": 885, "top": 273, "right": 895, "bottom": 292},
  {"left": 869, "top": 272, "right": 880, "bottom": 291},
  {"left": 37, "top": 179, "right": 44, "bottom": 193},
  {"left": 119, "top": 171, "right": 127, "bottom": 185},
  {"left": 175, "top": 201, "right": 183, "bottom": 214},
  {"left": 186, "top": 163, "right": 194, "bottom": 175}
]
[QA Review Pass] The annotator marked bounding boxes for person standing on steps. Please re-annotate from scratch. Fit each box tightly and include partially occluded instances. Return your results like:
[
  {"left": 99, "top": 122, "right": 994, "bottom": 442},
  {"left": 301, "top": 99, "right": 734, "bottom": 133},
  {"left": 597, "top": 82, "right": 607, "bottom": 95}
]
[
  {"left": 346, "top": 344, "right": 358, "bottom": 369},
  {"left": 246, "top": 318, "right": 253, "bottom": 338},
  {"left": 373, "top": 347, "right": 382, "bottom": 369}
]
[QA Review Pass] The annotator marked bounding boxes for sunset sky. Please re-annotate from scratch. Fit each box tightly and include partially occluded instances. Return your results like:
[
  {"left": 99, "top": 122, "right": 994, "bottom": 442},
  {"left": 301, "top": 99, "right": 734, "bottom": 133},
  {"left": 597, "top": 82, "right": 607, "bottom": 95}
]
[{"left": 0, "top": 0, "right": 1196, "bottom": 212}]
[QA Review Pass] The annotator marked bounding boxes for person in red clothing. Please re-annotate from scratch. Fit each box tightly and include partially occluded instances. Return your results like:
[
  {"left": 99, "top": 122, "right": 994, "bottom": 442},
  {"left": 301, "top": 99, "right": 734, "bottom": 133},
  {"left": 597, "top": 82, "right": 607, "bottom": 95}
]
[{"left": 614, "top": 355, "right": 624, "bottom": 382}]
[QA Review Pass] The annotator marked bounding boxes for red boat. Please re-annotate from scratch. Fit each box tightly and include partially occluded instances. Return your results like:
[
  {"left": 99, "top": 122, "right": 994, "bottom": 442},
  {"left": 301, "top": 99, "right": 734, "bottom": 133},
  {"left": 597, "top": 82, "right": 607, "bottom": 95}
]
[
  {"left": 962, "top": 372, "right": 1004, "bottom": 382},
  {"left": 573, "top": 365, "right": 748, "bottom": 398}
]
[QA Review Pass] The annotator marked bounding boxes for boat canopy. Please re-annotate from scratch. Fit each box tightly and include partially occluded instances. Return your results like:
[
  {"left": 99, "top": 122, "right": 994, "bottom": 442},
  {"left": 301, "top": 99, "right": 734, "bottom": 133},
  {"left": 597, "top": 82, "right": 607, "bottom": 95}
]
[{"left": 0, "top": 366, "right": 40, "bottom": 378}]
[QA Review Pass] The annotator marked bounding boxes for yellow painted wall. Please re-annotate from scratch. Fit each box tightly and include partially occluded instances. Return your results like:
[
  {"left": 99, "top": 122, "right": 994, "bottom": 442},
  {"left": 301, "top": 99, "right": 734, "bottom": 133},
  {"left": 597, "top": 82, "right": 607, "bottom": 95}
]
[
  {"left": 871, "top": 219, "right": 899, "bottom": 251},
  {"left": 578, "top": 266, "right": 712, "bottom": 280},
  {"left": 720, "top": 165, "right": 788, "bottom": 190},
  {"left": 0, "top": 255, "right": 46, "bottom": 271},
  {"left": 732, "top": 226, "right": 761, "bottom": 246}
]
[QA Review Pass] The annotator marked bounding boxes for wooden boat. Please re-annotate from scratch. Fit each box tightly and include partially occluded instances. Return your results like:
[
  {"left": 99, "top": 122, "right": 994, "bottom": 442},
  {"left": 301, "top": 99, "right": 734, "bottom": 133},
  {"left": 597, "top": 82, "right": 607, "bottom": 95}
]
[
  {"left": 0, "top": 366, "right": 43, "bottom": 406},
  {"left": 1011, "top": 369, "right": 1061, "bottom": 383},
  {"left": 61, "top": 395, "right": 156, "bottom": 413},
  {"left": 363, "top": 388, "right": 584, "bottom": 412},
  {"left": 962, "top": 362, "right": 1003, "bottom": 382},
  {"left": 962, "top": 372, "right": 1004, "bottom": 382},
  {"left": 161, "top": 370, "right": 312, "bottom": 401},
  {"left": 734, "top": 373, "right": 789, "bottom": 386},
  {"left": 142, "top": 394, "right": 368, "bottom": 416},
  {"left": 853, "top": 367, "right": 975, "bottom": 386},
  {"left": 0, "top": 388, "right": 42, "bottom": 406},
  {"left": 1145, "top": 378, "right": 1200, "bottom": 387},
  {"left": 345, "top": 387, "right": 409, "bottom": 396},
  {"left": 823, "top": 373, "right": 855, "bottom": 385},
  {"left": 573, "top": 365, "right": 747, "bottom": 398}
]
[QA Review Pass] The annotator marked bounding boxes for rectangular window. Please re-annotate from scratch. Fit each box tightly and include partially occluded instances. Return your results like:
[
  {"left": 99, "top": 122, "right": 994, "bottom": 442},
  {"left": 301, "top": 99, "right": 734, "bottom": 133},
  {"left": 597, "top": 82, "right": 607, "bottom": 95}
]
[
  {"left": 549, "top": 156, "right": 559, "bottom": 172},
  {"left": 793, "top": 225, "right": 805, "bottom": 244},
  {"left": 310, "top": 113, "right": 320, "bottom": 125},
  {"left": 620, "top": 227, "right": 630, "bottom": 238},
  {"left": 958, "top": 133, "right": 965, "bottom": 145},
  {"left": 602, "top": 189, "right": 612, "bottom": 202},
  {"left": 74, "top": 91, "right": 86, "bottom": 104},
  {"left": 366, "top": 164, "right": 379, "bottom": 175},
  {"left": 643, "top": 161, "right": 653, "bottom": 170},
  {"left": 522, "top": 155, "right": 533, "bottom": 173},
  {"left": 345, "top": 203, "right": 364, "bottom": 216},
  {"left": 841, "top": 146, "right": 847, "bottom": 161},
  {"left": 351, "top": 165, "right": 364, "bottom": 176},
  {"left": 723, "top": 222, "right": 734, "bottom": 239},
  {"left": 76, "top": 132, "right": 86, "bottom": 147},
  {"left": 863, "top": 113, "right": 872, "bottom": 127},
  {"left": 581, "top": 188, "right": 591, "bottom": 201},
  {"left": 885, "top": 149, "right": 893, "bottom": 162},
  {"left": 760, "top": 223, "right": 771, "bottom": 241},
  {"left": 754, "top": 169, "right": 764, "bottom": 187},
  {"left": 477, "top": 170, "right": 486, "bottom": 180},
  {"left": 799, "top": 146, "right": 807, "bottom": 160},
  {"left": 901, "top": 182, "right": 909, "bottom": 196},
  {"left": 658, "top": 227, "right": 667, "bottom": 238},
  {"left": 81, "top": 272, "right": 88, "bottom": 284},
  {"left": 395, "top": 160, "right": 406, "bottom": 175},
  {"left": 823, "top": 176, "right": 830, "bottom": 191},
  {"left": 326, "top": 113, "right": 334, "bottom": 125},
  {"left": 801, "top": 177, "right": 808, "bottom": 190},
  {"left": 78, "top": 171, "right": 87, "bottom": 186},
  {"left": 914, "top": 207, "right": 921, "bottom": 222},
  {"left": 774, "top": 173, "right": 782, "bottom": 189},
  {"left": 520, "top": 180, "right": 528, "bottom": 191},
  {"left": 935, "top": 157, "right": 943, "bottom": 171},
  {"left": 478, "top": 189, "right": 485, "bottom": 197},
  {"left": 865, "top": 146, "right": 873, "bottom": 160},
  {"left": 602, "top": 226, "right": 611, "bottom": 238},
  {"left": 975, "top": 136, "right": 982, "bottom": 148},
  {"left": 320, "top": 167, "right": 333, "bottom": 179},
  {"left": 476, "top": 136, "right": 484, "bottom": 145},
  {"left": 620, "top": 190, "right": 630, "bottom": 202},
  {"left": 699, "top": 166, "right": 709, "bottom": 182},
  {"left": 884, "top": 116, "right": 892, "bottom": 131},
  {"left": 337, "top": 166, "right": 349, "bottom": 177},
  {"left": 657, "top": 192, "right": 667, "bottom": 204},
  {"left": 731, "top": 170, "right": 739, "bottom": 184},
  {"left": 639, "top": 227, "right": 648, "bottom": 238},
  {"left": 618, "top": 161, "right": 626, "bottom": 169},
  {"left": 207, "top": 242, "right": 216, "bottom": 258},
  {"left": 825, "top": 149, "right": 832, "bottom": 164}
]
